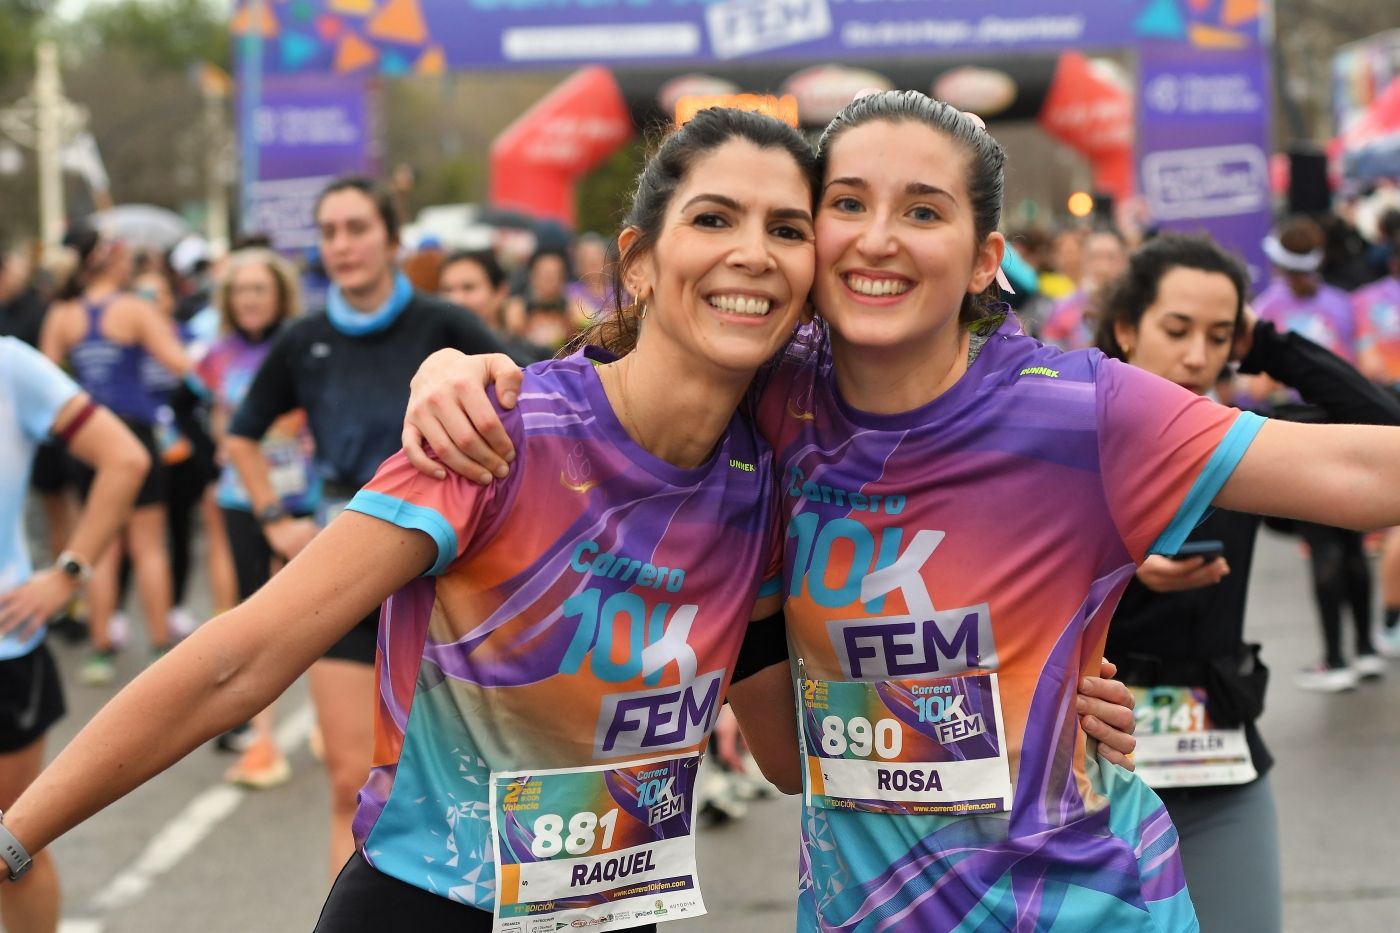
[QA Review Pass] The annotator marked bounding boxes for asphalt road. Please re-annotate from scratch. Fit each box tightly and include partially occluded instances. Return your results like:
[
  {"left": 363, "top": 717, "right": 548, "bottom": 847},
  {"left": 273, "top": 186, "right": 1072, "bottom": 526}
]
[{"left": 28, "top": 529, "right": 1400, "bottom": 932}]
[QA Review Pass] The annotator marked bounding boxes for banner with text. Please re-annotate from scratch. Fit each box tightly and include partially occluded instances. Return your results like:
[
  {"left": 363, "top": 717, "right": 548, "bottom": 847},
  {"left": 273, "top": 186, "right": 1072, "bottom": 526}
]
[
  {"left": 1137, "top": 44, "right": 1273, "bottom": 287},
  {"left": 233, "top": 0, "right": 1267, "bottom": 76}
]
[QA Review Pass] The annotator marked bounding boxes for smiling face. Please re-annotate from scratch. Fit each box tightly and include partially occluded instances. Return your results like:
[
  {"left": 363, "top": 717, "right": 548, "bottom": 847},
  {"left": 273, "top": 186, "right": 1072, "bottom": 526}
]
[
  {"left": 1116, "top": 266, "right": 1239, "bottom": 394},
  {"left": 624, "top": 138, "right": 815, "bottom": 378},
  {"left": 813, "top": 119, "right": 1002, "bottom": 355}
]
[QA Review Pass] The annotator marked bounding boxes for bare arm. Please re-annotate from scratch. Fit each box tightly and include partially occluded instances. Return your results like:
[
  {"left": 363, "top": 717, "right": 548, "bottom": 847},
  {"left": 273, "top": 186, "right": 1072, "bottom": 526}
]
[
  {"left": 1214, "top": 420, "right": 1400, "bottom": 528},
  {"left": 38, "top": 303, "right": 75, "bottom": 364},
  {"left": 0, "top": 398, "right": 149, "bottom": 638},
  {"left": 225, "top": 434, "right": 319, "bottom": 559},
  {"left": 2, "top": 512, "right": 434, "bottom": 857},
  {"left": 725, "top": 595, "right": 801, "bottom": 794},
  {"left": 133, "top": 298, "right": 192, "bottom": 376},
  {"left": 402, "top": 349, "right": 524, "bottom": 481}
]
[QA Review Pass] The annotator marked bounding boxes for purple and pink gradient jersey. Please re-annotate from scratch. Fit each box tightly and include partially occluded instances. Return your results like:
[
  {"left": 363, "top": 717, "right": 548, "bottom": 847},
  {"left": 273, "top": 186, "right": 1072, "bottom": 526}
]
[
  {"left": 1354, "top": 276, "right": 1400, "bottom": 385},
  {"left": 344, "top": 347, "right": 780, "bottom": 909},
  {"left": 756, "top": 313, "right": 1264, "bottom": 931},
  {"left": 1255, "top": 280, "right": 1357, "bottom": 361}
]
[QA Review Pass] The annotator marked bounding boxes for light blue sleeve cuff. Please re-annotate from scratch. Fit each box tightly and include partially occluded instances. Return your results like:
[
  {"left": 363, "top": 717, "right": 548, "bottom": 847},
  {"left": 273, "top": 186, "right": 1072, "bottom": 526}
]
[
  {"left": 757, "top": 576, "right": 783, "bottom": 599},
  {"left": 347, "top": 489, "right": 459, "bottom": 576},
  {"left": 1149, "top": 411, "right": 1268, "bottom": 556}
]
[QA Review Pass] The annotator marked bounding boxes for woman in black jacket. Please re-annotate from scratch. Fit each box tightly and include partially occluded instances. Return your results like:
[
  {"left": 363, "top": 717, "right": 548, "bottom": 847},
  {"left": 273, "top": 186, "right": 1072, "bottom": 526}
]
[{"left": 1096, "top": 233, "right": 1400, "bottom": 933}]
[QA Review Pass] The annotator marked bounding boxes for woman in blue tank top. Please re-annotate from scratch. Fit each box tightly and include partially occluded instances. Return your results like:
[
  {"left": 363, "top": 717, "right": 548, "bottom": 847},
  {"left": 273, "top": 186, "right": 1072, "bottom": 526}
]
[{"left": 40, "top": 225, "right": 193, "bottom": 687}]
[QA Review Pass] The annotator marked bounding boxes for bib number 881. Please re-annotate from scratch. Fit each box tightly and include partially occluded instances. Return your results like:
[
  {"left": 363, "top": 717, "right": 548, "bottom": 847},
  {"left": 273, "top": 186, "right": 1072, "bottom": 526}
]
[
  {"left": 821, "top": 715, "right": 901, "bottom": 759},
  {"left": 530, "top": 809, "right": 619, "bottom": 858}
]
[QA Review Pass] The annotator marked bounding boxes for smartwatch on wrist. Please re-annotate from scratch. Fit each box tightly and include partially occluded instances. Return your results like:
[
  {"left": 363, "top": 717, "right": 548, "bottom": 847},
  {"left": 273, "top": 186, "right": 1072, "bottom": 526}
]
[
  {"left": 55, "top": 550, "right": 92, "bottom": 584},
  {"left": 256, "top": 504, "right": 289, "bottom": 526},
  {"left": 0, "top": 811, "right": 33, "bottom": 883}
]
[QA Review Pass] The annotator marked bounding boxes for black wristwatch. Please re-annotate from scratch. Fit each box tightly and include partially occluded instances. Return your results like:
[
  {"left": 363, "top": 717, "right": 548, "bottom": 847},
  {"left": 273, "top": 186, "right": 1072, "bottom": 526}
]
[
  {"left": 56, "top": 550, "right": 92, "bottom": 584},
  {"left": 256, "top": 504, "right": 289, "bottom": 525},
  {"left": 0, "top": 811, "right": 33, "bottom": 883}
]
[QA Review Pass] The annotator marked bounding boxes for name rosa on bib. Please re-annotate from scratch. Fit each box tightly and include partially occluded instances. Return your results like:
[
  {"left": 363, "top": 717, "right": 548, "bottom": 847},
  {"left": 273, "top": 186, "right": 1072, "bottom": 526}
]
[
  {"left": 569, "top": 849, "right": 658, "bottom": 887},
  {"left": 877, "top": 765, "right": 943, "bottom": 793}
]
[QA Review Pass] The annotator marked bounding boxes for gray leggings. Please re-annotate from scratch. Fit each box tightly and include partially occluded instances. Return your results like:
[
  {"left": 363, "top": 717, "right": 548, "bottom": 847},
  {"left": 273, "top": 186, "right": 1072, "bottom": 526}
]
[{"left": 1157, "top": 774, "right": 1281, "bottom": 933}]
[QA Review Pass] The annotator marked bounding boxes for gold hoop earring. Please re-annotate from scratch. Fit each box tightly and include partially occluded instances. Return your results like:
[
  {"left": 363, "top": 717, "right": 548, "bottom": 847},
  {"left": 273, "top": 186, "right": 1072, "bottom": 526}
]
[{"left": 637, "top": 301, "right": 647, "bottom": 321}]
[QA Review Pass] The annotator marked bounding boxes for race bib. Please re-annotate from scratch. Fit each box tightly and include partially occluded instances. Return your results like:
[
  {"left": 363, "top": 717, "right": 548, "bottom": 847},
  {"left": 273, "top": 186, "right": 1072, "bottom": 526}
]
[
  {"left": 489, "top": 754, "right": 706, "bottom": 932},
  {"left": 1130, "top": 686, "right": 1257, "bottom": 788},
  {"left": 264, "top": 436, "right": 310, "bottom": 499},
  {"left": 798, "top": 669, "right": 1012, "bottom": 816}
]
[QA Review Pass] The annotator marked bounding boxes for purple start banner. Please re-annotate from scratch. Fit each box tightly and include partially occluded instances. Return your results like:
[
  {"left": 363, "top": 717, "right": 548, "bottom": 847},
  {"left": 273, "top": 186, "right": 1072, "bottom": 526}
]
[
  {"left": 235, "top": 0, "right": 1265, "bottom": 75},
  {"left": 245, "top": 74, "right": 375, "bottom": 251},
  {"left": 1137, "top": 45, "right": 1273, "bottom": 287}
]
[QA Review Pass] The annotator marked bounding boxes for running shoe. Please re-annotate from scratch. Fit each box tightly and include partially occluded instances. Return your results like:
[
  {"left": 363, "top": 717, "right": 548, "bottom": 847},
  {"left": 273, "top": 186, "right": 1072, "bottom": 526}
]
[
  {"left": 225, "top": 739, "right": 292, "bottom": 790},
  {"left": 1352, "top": 654, "right": 1388, "bottom": 679},
  {"left": 1295, "top": 662, "right": 1360, "bottom": 693},
  {"left": 107, "top": 611, "right": 130, "bottom": 650},
  {"left": 168, "top": 606, "right": 199, "bottom": 642},
  {"left": 215, "top": 722, "right": 255, "bottom": 754},
  {"left": 1374, "top": 625, "right": 1400, "bottom": 659},
  {"left": 80, "top": 650, "right": 116, "bottom": 686}
]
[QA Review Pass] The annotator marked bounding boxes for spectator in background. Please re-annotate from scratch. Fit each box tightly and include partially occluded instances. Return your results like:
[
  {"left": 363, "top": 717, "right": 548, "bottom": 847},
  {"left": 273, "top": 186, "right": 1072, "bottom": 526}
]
[
  {"left": 0, "top": 248, "right": 47, "bottom": 348},
  {"left": 40, "top": 226, "right": 193, "bottom": 686},
  {"left": 1044, "top": 226, "right": 1084, "bottom": 299},
  {"left": 1255, "top": 217, "right": 1381, "bottom": 691},
  {"left": 1354, "top": 217, "right": 1400, "bottom": 659},
  {"left": 0, "top": 336, "right": 149, "bottom": 933},
  {"left": 505, "top": 248, "right": 571, "bottom": 349},
  {"left": 198, "top": 247, "right": 316, "bottom": 789},
  {"left": 131, "top": 256, "right": 235, "bottom": 640},
  {"left": 400, "top": 237, "right": 444, "bottom": 295},
  {"left": 1041, "top": 227, "right": 1129, "bottom": 350},
  {"left": 439, "top": 250, "right": 550, "bottom": 365},
  {"left": 565, "top": 232, "right": 611, "bottom": 327}
]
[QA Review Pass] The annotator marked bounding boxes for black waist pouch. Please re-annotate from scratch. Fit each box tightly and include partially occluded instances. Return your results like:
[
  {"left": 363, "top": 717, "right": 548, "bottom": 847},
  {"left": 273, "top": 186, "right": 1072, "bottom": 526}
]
[{"left": 1118, "top": 643, "right": 1269, "bottom": 729}]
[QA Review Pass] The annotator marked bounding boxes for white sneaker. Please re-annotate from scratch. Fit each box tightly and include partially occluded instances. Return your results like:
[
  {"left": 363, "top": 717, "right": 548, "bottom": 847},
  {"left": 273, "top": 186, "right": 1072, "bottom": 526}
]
[
  {"left": 1295, "top": 663, "right": 1360, "bottom": 693},
  {"left": 1352, "top": 654, "right": 1388, "bottom": 679},
  {"left": 107, "top": 611, "right": 130, "bottom": 650},
  {"left": 1375, "top": 626, "right": 1400, "bottom": 659},
  {"left": 168, "top": 606, "right": 199, "bottom": 641}
]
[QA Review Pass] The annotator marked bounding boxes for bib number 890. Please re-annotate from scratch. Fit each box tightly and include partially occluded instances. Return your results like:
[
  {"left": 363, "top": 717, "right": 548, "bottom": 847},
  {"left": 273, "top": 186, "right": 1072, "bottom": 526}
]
[
  {"left": 530, "top": 808, "right": 619, "bottom": 858},
  {"left": 820, "top": 716, "right": 901, "bottom": 759}
]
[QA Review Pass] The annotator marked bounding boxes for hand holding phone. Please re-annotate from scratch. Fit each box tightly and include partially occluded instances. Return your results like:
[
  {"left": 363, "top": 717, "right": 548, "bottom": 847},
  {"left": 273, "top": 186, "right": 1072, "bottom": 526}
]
[{"left": 1168, "top": 540, "right": 1225, "bottom": 562}]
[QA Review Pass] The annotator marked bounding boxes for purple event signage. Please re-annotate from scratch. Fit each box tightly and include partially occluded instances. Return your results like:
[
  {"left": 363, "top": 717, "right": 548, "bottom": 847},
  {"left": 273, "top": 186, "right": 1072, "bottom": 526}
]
[
  {"left": 1137, "top": 45, "right": 1274, "bottom": 288},
  {"left": 239, "top": 0, "right": 1265, "bottom": 75},
  {"left": 244, "top": 75, "right": 375, "bottom": 251}
]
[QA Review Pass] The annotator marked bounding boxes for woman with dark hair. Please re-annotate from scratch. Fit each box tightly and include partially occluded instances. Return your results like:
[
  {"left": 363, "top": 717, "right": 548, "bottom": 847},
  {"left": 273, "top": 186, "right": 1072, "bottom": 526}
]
[
  {"left": 0, "top": 108, "right": 822, "bottom": 932},
  {"left": 404, "top": 90, "right": 1400, "bottom": 930},
  {"left": 39, "top": 226, "right": 193, "bottom": 686},
  {"left": 439, "top": 249, "right": 550, "bottom": 364},
  {"left": 221, "top": 175, "right": 508, "bottom": 879},
  {"left": 1095, "top": 232, "right": 1400, "bottom": 931},
  {"left": 506, "top": 248, "right": 573, "bottom": 349}
]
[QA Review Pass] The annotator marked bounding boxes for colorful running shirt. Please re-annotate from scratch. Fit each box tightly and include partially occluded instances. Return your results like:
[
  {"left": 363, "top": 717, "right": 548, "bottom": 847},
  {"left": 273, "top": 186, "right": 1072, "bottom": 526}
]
[
  {"left": 197, "top": 332, "right": 319, "bottom": 514},
  {"left": 756, "top": 313, "right": 1265, "bottom": 932},
  {"left": 345, "top": 347, "right": 780, "bottom": 913},
  {"left": 1255, "top": 280, "right": 1356, "bottom": 361},
  {"left": 1039, "top": 289, "right": 1096, "bottom": 351},
  {"left": 1354, "top": 276, "right": 1400, "bottom": 386},
  {"left": 0, "top": 338, "right": 82, "bottom": 660}
]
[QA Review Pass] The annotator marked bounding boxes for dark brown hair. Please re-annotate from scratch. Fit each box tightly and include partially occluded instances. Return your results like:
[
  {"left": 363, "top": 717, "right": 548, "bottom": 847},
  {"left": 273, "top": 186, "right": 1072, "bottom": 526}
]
[
  {"left": 570, "top": 107, "right": 819, "bottom": 356},
  {"left": 816, "top": 90, "right": 1007, "bottom": 324}
]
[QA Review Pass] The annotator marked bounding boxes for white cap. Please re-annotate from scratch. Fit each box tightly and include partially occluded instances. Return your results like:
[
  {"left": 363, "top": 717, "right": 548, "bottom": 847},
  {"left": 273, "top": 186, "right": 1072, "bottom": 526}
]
[
  {"left": 1261, "top": 233, "right": 1322, "bottom": 273},
  {"left": 170, "top": 235, "right": 211, "bottom": 278}
]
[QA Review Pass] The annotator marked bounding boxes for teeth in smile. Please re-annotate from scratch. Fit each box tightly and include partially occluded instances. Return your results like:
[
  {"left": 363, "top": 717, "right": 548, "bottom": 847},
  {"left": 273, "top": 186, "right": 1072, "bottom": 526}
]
[
  {"left": 845, "top": 274, "right": 911, "bottom": 297},
  {"left": 708, "top": 294, "right": 771, "bottom": 316}
]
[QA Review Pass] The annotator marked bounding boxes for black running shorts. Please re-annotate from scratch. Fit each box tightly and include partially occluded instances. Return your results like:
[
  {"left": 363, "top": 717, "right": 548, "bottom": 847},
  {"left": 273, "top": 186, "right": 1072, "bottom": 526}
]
[
  {"left": 316, "top": 852, "right": 658, "bottom": 933},
  {"left": 0, "top": 643, "right": 66, "bottom": 753}
]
